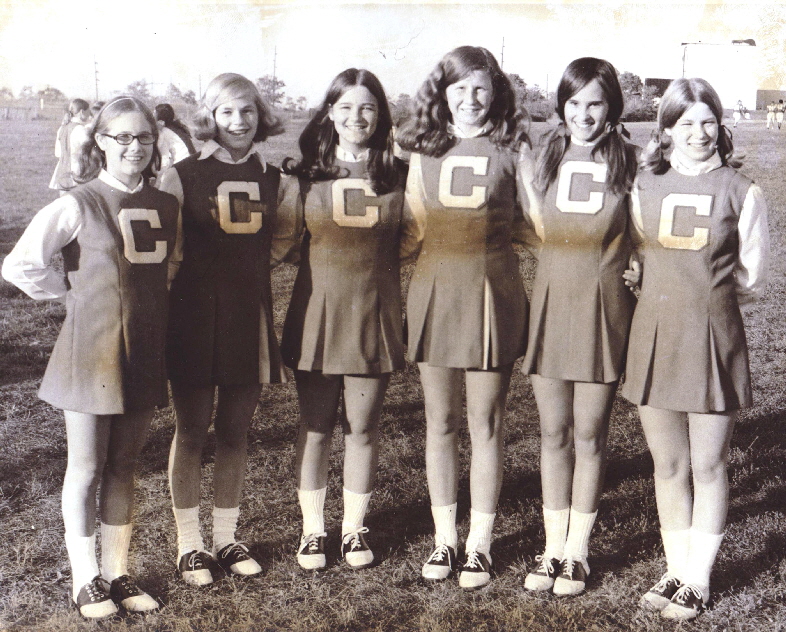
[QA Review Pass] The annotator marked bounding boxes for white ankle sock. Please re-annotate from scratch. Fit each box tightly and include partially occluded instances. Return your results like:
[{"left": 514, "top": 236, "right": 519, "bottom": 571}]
[
  {"left": 465, "top": 509, "right": 495, "bottom": 557},
  {"left": 563, "top": 508, "right": 597, "bottom": 559},
  {"left": 100, "top": 523, "right": 132, "bottom": 581},
  {"left": 543, "top": 506, "right": 570, "bottom": 560},
  {"left": 212, "top": 506, "right": 240, "bottom": 553},
  {"left": 65, "top": 532, "right": 100, "bottom": 600},
  {"left": 298, "top": 487, "right": 326, "bottom": 535},
  {"left": 661, "top": 528, "right": 690, "bottom": 581},
  {"left": 341, "top": 488, "right": 371, "bottom": 536},
  {"left": 172, "top": 506, "right": 204, "bottom": 558},
  {"left": 431, "top": 503, "right": 458, "bottom": 549},
  {"left": 683, "top": 529, "right": 724, "bottom": 597}
]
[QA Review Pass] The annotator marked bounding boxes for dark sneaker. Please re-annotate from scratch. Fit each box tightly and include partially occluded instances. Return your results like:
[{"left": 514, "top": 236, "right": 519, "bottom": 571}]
[
  {"left": 640, "top": 573, "right": 682, "bottom": 611},
  {"left": 109, "top": 574, "right": 159, "bottom": 612},
  {"left": 524, "top": 554, "right": 561, "bottom": 591},
  {"left": 215, "top": 542, "right": 262, "bottom": 577},
  {"left": 297, "top": 532, "right": 327, "bottom": 570},
  {"left": 341, "top": 527, "right": 374, "bottom": 569},
  {"left": 661, "top": 584, "right": 706, "bottom": 621},
  {"left": 458, "top": 549, "right": 492, "bottom": 590},
  {"left": 552, "top": 556, "right": 589, "bottom": 596},
  {"left": 178, "top": 550, "right": 214, "bottom": 586},
  {"left": 74, "top": 576, "right": 117, "bottom": 619},
  {"left": 421, "top": 543, "right": 457, "bottom": 581}
]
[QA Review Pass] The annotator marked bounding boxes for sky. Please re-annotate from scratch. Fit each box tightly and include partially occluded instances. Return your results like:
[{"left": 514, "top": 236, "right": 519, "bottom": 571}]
[{"left": 0, "top": 0, "right": 784, "bottom": 107}]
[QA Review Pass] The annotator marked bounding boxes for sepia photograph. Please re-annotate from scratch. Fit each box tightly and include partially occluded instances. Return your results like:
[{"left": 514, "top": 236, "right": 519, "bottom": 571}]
[{"left": 1, "top": 1, "right": 784, "bottom": 630}]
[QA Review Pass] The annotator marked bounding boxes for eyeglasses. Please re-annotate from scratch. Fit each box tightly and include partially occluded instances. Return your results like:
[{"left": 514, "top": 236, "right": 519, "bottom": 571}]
[{"left": 100, "top": 132, "right": 157, "bottom": 145}]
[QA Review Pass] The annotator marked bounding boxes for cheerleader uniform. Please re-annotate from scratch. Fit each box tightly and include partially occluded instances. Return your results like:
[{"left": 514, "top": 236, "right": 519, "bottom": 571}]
[
  {"left": 161, "top": 140, "right": 285, "bottom": 386},
  {"left": 621, "top": 152, "right": 769, "bottom": 413},
  {"left": 405, "top": 128, "right": 529, "bottom": 369},
  {"left": 2, "top": 170, "right": 180, "bottom": 414},
  {"left": 49, "top": 121, "right": 83, "bottom": 191},
  {"left": 521, "top": 140, "right": 637, "bottom": 383},
  {"left": 280, "top": 146, "right": 409, "bottom": 375}
]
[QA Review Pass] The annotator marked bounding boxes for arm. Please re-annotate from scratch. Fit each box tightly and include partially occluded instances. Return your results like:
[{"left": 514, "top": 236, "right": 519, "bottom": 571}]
[
  {"left": 623, "top": 182, "right": 646, "bottom": 290},
  {"left": 1, "top": 196, "right": 82, "bottom": 302},
  {"left": 69, "top": 125, "right": 90, "bottom": 179},
  {"left": 399, "top": 153, "right": 427, "bottom": 263},
  {"left": 514, "top": 143, "right": 543, "bottom": 258},
  {"left": 270, "top": 173, "right": 305, "bottom": 267},
  {"left": 735, "top": 183, "right": 770, "bottom": 305},
  {"left": 157, "top": 167, "right": 186, "bottom": 281}
]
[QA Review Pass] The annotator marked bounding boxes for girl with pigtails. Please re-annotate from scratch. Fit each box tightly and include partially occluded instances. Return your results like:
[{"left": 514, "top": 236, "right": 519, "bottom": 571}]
[
  {"left": 622, "top": 78, "right": 769, "bottom": 621},
  {"left": 396, "top": 45, "right": 537, "bottom": 590},
  {"left": 519, "top": 57, "right": 640, "bottom": 597}
]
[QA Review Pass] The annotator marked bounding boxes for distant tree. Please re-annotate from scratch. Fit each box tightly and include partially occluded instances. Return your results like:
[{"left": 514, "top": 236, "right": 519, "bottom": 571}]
[
  {"left": 182, "top": 90, "right": 197, "bottom": 106},
  {"left": 164, "top": 83, "right": 184, "bottom": 102},
  {"left": 618, "top": 71, "right": 658, "bottom": 121},
  {"left": 18, "top": 85, "right": 35, "bottom": 100},
  {"left": 256, "top": 75, "right": 285, "bottom": 108},
  {"left": 283, "top": 96, "right": 296, "bottom": 111},
  {"left": 618, "top": 71, "right": 644, "bottom": 97},
  {"left": 0, "top": 86, "right": 14, "bottom": 101},
  {"left": 37, "top": 86, "right": 67, "bottom": 102},
  {"left": 389, "top": 93, "right": 412, "bottom": 125},
  {"left": 126, "top": 79, "right": 153, "bottom": 105},
  {"left": 296, "top": 96, "right": 308, "bottom": 111}
]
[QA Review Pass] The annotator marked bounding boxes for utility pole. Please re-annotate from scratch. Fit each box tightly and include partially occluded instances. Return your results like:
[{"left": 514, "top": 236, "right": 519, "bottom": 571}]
[
  {"left": 273, "top": 46, "right": 277, "bottom": 83},
  {"left": 94, "top": 55, "right": 99, "bottom": 101},
  {"left": 500, "top": 37, "right": 505, "bottom": 70}
]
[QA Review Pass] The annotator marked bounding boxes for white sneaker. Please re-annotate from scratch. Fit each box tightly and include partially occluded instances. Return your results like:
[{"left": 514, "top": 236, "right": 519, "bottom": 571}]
[
  {"left": 552, "top": 556, "right": 589, "bottom": 596},
  {"left": 421, "top": 543, "right": 456, "bottom": 581},
  {"left": 341, "top": 527, "right": 374, "bottom": 569},
  {"left": 458, "top": 549, "right": 492, "bottom": 590},
  {"left": 297, "top": 532, "right": 327, "bottom": 570},
  {"left": 524, "top": 554, "right": 561, "bottom": 591}
]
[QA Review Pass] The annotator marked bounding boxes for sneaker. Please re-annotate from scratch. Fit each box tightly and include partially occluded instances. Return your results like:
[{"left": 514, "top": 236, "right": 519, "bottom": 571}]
[
  {"left": 640, "top": 573, "right": 682, "bottom": 611},
  {"left": 215, "top": 542, "right": 262, "bottom": 577},
  {"left": 458, "top": 549, "right": 492, "bottom": 590},
  {"left": 660, "top": 584, "right": 705, "bottom": 621},
  {"left": 421, "top": 543, "right": 457, "bottom": 581},
  {"left": 178, "top": 550, "right": 215, "bottom": 586},
  {"left": 341, "top": 527, "right": 374, "bottom": 569},
  {"left": 109, "top": 575, "right": 159, "bottom": 612},
  {"left": 552, "top": 556, "right": 589, "bottom": 596},
  {"left": 74, "top": 576, "right": 118, "bottom": 619},
  {"left": 524, "top": 554, "right": 561, "bottom": 591},
  {"left": 297, "top": 532, "right": 327, "bottom": 570}
]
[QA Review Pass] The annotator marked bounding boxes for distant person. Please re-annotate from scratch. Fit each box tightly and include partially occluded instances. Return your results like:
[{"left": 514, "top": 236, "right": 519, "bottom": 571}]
[
  {"left": 732, "top": 100, "right": 744, "bottom": 128},
  {"left": 624, "top": 78, "right": 769, "bottom": 621},
  {"left": 766, "top": 101, "right": 776, "bottom": 129},
  {"left": 154, "top": 103, "right": 195, "bottom": 172},
  {"left": 776, "top": 99, "right": 784, "bottom": 130},
  {"left": 3, "top": 96, "right": 179, "bottom": 619},
  {"left": 91, "top": 101, "right": 105, "bottom": 117},
  {"left": 49, "top": 98, "right": 91, "bottom": 194}
]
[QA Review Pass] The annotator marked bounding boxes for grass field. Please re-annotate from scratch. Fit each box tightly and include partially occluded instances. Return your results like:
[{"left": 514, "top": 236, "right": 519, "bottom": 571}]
[{"left": 0, "top": 114, "right": 785, "bottom": 632}]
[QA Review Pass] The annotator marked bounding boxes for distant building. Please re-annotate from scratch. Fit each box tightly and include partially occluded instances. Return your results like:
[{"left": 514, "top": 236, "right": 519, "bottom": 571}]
[
  {"left": 681, "top": 41, "right": 758, "bottom": 109},
  {"left": 756, "top": 90, "right": 786, "bottom": 110}
]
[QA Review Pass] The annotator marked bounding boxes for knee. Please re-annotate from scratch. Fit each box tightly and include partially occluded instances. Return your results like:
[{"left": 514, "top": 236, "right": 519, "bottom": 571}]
[
  {"left": 652, "top": 453, "right": 690, "bottom": 481},
  {"left": 173, "top": 425, "right": 209, "bottom": 454},
  {"left": 344, "top": 424, "right": 378, "bottom": 448},
  {"left": 573, "top": 427, "right": 607, "bottom": 459},
  {"left": 540, "top": 424, "right": 572, "bottom": 452},
  {"left": 66, "top": 454, "right": 106, "bottom": 486},
  {"left": 215, "top": 428, "right": 249, "bottom": 453},
  {"left": 691, "top": 455, "right": 728, "bottom": 486}
]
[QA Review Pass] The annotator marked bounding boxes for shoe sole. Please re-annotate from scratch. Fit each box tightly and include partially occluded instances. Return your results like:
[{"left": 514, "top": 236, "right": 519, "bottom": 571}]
[
  {"left": 639, "top": 594, "right": 672, "bottom": 611},
  {"left": 524, "top": 576, "right": 555, "bottom": 591},
  {"left": 181, "top": 570, "right": 214, "bottom": 587},
  {"left": 459, "top": 577, "right": 491, "bottom": 591},
  {"left": 553, "top": 582, "right": 586, "bottom": 597}
]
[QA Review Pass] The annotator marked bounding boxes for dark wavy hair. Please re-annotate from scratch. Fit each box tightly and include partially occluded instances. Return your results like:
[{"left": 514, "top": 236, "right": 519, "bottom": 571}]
[
  {"left": 74, "top": 96, "right": 161, "bottom": 184},
  {"left": 191, "top": 73, "right": 284, "bottom": 143},
  {"left": 155, "top": 103, "right": 196, "bottom": 154},
  {"left": 396, "top": 46, "right": 529, "bottom": 157},
  {"left": 642, "top": 77, "right": 741, "bottom": 174},
  {"left": 283, "top": 68, "right": 400, "bottom": 194},
  {"left": 535, "top": 57, "right": 637, "bottom": 196}
]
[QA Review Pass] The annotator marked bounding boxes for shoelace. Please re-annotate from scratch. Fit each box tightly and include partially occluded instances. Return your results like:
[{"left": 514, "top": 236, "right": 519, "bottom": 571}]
[
  {"left": 342, "top": 527, "right": 369, "bottom": 551},
  {"left": 427, "top": 543, "right": 451, "bottom": 563},
  {"left": 85, "top": 577, "right": 109, "bottom": 602},
  {"left": 302, "top": 533, "right": 327, "bottom": 553},
  {"left": 187, "top": 551, "right": 210, "bottom": 570},
  {"left": 673, "top": 584, "right": 703, "bottom": 606},
  {"left": 115, "top": 575, "right": 140, "bottom": 596},
  {"left": 534, "top": 555, "right": 556, "bottom": 576},
  {"left": 463, "top": 550, "right": 483, "bottom": 570},
  {"left": 220, "top": 542, "right": 250, "bottom": 561},
  {"left": 560, "top": 557, "right": 579, "bottom": 579},
  {"left": 651, "top": 573, "right": 679, "bottom": 593}
]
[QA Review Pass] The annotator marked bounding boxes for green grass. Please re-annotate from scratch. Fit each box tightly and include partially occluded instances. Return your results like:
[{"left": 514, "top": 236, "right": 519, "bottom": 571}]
[{"left": 0, "top": 116, "right": 785, "bottom": 631}]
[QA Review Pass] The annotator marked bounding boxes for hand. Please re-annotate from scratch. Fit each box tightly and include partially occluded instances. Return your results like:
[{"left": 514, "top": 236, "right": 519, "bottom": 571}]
[{"left": 623, "top": 258, "right": 641, "bottom": 291}]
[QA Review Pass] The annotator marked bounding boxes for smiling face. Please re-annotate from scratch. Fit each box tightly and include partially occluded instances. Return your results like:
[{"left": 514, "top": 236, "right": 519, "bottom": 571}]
[
  {"left": 214, "top": 95, "right": 259, "bottom": 161},
  {"left": 95, "top": 111, "right": 154, "bottom": 189},
  {"left": 564, "top": 78, "right": 610, "bottom": 144},
  {"left": 328, "top": 85, "right": 379, "bottom": 155},
  {"left": 665, "top": 101, "right": 719, "bottom": 167},
  {"left": 445, "top": 69, "right": 493, "bottom": 135}
]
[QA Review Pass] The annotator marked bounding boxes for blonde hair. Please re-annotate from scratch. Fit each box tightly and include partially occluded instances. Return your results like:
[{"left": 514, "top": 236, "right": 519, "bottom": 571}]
[{"left": 191, "top": 73, "right": 284, "bottom": 142}]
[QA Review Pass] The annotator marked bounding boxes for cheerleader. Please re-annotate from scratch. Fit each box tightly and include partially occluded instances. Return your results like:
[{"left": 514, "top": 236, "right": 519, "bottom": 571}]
[
  {"left": 396, "top": 46, "right": 534, "bottom": 590},
  {"left": 520, "top": 58, "right": 639, "bottom": 596},
  {"left": 279, "top": 68, "right": 410, "bottom": 570},
  {"left": 160, "top": 73, "right": 285, "bottom": 585},
  {"left": 622, "top": 78, "right": 769, "bottom": 620},
  {"left": 49, "top": 98, "right": 92, "bottom": 194},
  {"left": 154, "top": 103, "right": 195, "bottom": 172},
  {"left": 3, "top": 96, "right": 179, "bottom": 618}
]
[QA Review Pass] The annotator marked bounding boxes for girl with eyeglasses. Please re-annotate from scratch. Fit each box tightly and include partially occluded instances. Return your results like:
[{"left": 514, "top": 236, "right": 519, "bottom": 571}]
[
  {"left": 3, "top": 96, "right": 179, "bottom": 618},
  {"left": 159, "top": 73, "right": 286, "bottom": 586}
]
